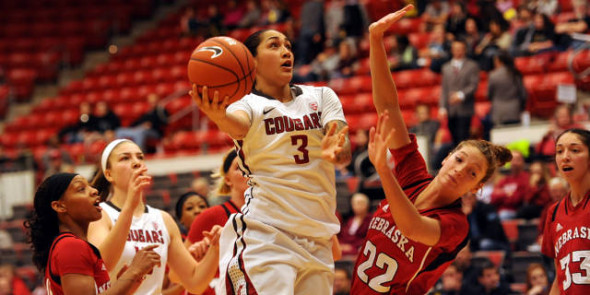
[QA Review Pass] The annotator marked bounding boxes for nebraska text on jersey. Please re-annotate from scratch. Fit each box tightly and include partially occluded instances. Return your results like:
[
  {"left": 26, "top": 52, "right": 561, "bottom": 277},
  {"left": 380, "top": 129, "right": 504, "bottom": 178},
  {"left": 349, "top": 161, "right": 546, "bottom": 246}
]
[
  {"left": 554, "top": 226, "right": 590, "bottom": 255},
  {"left": 369, "top": 216, "right": 415, "bottom": 262}
]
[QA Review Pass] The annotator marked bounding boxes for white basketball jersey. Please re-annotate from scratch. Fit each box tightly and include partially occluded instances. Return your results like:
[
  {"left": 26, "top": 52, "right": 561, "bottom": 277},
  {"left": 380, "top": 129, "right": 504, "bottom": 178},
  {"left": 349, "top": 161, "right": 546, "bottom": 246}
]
[
  {"left": 226, "top": 84, "right": 346, "bottom": 239},
  {"left": 100, "top": 202, "right": 170, "bottom": 295}
]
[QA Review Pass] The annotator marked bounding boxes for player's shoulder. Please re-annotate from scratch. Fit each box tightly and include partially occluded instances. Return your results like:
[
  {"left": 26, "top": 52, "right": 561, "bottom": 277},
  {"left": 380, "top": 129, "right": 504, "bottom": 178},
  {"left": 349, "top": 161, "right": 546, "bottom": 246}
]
[{"left": 54, "top": 234, "right": 88, "bottom": 251}]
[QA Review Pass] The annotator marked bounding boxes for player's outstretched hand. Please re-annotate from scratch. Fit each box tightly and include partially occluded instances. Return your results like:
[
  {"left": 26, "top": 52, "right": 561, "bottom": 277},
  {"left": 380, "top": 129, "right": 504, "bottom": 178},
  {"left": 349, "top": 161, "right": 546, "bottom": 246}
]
[
  {"left": 188, "top": 240, "right": 209, "bottom": 262},
  {"left": 204, "top": 225, "right": 223, "bottom": 247},
  {"left": 368, "top": 111, "right": 395, "bottom": 173},
  {"left": 127, "top": 245, "right": 161, "bottom": 278},
  {"left": 124, "top": 165, "right": 151, "bottom": 211},
  {"left": 190, "top": 84, "right": 230, "bottom": 123},
  {"left": 368, "top": 4, "right": 413, "bottom": 38},
  {"left": 321, "top": 122, "right": 349, "bottom": 164}
]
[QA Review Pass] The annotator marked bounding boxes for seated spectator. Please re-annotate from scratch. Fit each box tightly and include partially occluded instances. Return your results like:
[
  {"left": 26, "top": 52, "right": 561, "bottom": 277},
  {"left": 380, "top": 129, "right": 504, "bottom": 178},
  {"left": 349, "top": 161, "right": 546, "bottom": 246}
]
[
  {"left": 58, "top": 102, "right": 95, "bottom": 144},
  {"left": 410, "top": 103, "right": 441, "bottom": 146},
  {"left": 555, "top": 0, "right": 589, "bottom": 49},
  {"left": 429, "top": 262, "right": 464, "bottom": 295},
  {"left": 422, "top": 0, "right": 450, "bottom": 32},
  {"left": 535, "top": 104, "right": 583, "bottom": 160},
  {"left": 333, "top": 39, "right": 358, "bottom": 79},
  {"left": 526, "top": 0, "right": 558, "bottom": 17},
  {"left": 293, "top": 40, "right": 339, "bottom": 82},
  {"left": 511, "top": 5, "right": 534, "bottom": 34},
  {"left": 462, "top": 259, "right": 512, "bottom": 295},
  {"left": 475, "top": 19, "right": 512, "bottom": 71},
  {"left": 389, "top": 35, "right": 419, "bottom": 71},
  {"left": 338, "top": 193, "right": 372, "bottom": 257},
  {"left": 420, "top": 24, "right": 451, "bottom": 73},
  {"left": 116, "top": 93, "right": 168, "bottom": 153},
  {"left": 179, "top": 7, "right": 202, "bottom": 37},
  {"left": 92, "top": 101, "right": 120, "bottom": 142},
  {"left": 333, "top": 266, "right": 351, "bottom": 295},
  {"left": 462, "top": 192, "right": 510, "bottom": 252},
  {"left": 454, "top": 244, "right": 478, "bottom": 288},
  {"left": 43, "top": 149, "right": 75, "bottom": 179},
  {"left": 512, "top": 13, "right": 558, "bottom": 56},
  {"left": 205, "top": 4, "right": 225, "bottom": 37},
  {"left": 445, "top": 1, "right": 469, "bottom": 40},
  {"left": 518, "top": 161, "right": 552, "bottom": 220},
  {"left": 491, "top": 150, "right": 530, "bottom": 220},
  {"left": 537, "top": 176, "right": 569, "bottom": 242},
  {"left": 239, "top": 0, "right": 262, "bottom": 28},
  {"left": 461, "top": 18, "right": 482, "bottom": 58},
  {"left": 223, "top": 0, "right": 244, "bottom": 30},
  {"left": 525, "top": 263, "right": 550, "bottom": 295},
  {"left": 41, "top": 135, "right": 73, "bottom": 171},
  {"left": 0, "top": 264, "right": 31, "bottom": 295}
]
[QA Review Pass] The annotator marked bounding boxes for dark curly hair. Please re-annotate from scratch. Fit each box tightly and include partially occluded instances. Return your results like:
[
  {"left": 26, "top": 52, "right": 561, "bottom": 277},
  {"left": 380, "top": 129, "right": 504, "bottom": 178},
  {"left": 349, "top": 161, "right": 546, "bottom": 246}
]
[{"left": 24, "top": 173, "right": 77, "bottom": 272}]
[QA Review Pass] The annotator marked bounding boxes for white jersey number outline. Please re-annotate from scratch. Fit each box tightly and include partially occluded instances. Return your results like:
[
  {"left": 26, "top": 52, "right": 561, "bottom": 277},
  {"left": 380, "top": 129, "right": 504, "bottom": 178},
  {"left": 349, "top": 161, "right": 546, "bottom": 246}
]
[
  {"left": 559, "top": 250, "right": 590, "bottom": 290},
  {"left": 357, "top": 240, "right": 399, "bottom": 293}
]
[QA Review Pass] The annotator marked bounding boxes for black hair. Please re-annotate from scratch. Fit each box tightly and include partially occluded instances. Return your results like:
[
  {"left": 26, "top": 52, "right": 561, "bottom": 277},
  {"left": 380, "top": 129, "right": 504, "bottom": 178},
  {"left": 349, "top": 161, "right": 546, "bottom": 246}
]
[
  {"left": 556, "top": 128, "right": 590, "bottom": 150},
  {"left": 25, "top": 173, "right": 77, "bottom": 272},
  {"left": 244, "top": 29, "right": 271, "bottom": 57},
  {"left": 495, "top": 50, "right": 522, "bottom": 80},
  {"left": 477, "top": 259, "right": 497, "bottom": 277},
  {"left": 175, "top": 191, "right": 209, "bottom": 221}
]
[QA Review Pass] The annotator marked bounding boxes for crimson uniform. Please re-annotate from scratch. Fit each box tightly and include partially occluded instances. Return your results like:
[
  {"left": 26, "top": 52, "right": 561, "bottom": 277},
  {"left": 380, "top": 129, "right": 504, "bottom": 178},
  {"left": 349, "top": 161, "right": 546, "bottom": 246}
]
[
  {"left": 542, "top": 192, "right": 590, "bottom": 294},
  {"left": 45, "top": 233, "right": 111, "bottom": 295},
  {"left": 351, "top": 134, "right": 469, "bottom": 294},
  {"left": 187, "top": 200, "right": 242, "bottom": 295}
]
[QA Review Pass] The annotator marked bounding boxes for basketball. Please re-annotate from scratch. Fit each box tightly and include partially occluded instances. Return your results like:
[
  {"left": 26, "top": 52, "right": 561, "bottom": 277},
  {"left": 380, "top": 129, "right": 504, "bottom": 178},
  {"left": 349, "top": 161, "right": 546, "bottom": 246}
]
[{"left": 188, "top": 36, "right": 256, "bottom": 104}]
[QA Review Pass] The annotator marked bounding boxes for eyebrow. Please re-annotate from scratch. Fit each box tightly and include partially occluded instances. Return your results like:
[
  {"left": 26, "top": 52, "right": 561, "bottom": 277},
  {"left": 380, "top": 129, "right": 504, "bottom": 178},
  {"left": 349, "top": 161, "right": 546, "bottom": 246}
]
[
  {"left": 459, "top": 151, "right": 483, "bottom": 172},
  {"left": 266, "top": 36, "right": 291, "bottom": 44}
]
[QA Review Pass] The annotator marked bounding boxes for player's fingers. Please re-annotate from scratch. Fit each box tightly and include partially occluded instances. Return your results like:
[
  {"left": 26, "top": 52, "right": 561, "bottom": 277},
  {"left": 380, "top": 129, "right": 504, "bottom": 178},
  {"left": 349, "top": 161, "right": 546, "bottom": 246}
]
[
  {"left": 369, "top": 127, "right": 376, "bottom": 144},
  {"left": 211, "top": 90, "right": 220, "bottom": 109},
  {"left": 221, "top": 95, "right": 231, "bottom": 109},
  {"left": 201, "top": 86, "right": 210, "bottom": 108},
  {"left": 327, "top": 122, "right": 338, "bottom": 137}
]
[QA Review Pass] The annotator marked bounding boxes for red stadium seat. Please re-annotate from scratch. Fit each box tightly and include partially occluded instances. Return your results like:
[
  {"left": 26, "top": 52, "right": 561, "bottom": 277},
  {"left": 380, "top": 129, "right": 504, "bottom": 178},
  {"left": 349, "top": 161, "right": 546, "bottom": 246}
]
[
  {"left": 548, "top": 51, "right": 570, "bottom": 72},
  {"left": 98, "top": 75, "right": 117, "bottom": 90},
  {"left": 133, "top": 70, "right": 154, "bottom": 86},
  {"left": 475, "top": 80, "right": 488, "bottom": 102},
  {"left": 139, "top": 56, "right": 158, "bottom": 69},
  {"left": 82, "top": 77, "right": 101, "bottom": 92},
  {"left": 116, "top": 72, "right": 135, "bottom": 88},
  {"left": 408, "top": 32, "right": 432, "bottom": 50},
  {"left": 137, "top": 85, "right": 158, "bottom": 100}
]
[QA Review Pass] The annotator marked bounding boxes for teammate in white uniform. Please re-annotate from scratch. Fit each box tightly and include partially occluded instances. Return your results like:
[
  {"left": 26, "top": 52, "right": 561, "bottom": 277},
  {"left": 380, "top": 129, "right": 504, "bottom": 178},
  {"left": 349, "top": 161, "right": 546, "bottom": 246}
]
[
  {"left": 87, "top": 139, "right": 222, "bottom": 294},
  {"left": 191, "top": 30, "right": 351, "bottom": 294}
]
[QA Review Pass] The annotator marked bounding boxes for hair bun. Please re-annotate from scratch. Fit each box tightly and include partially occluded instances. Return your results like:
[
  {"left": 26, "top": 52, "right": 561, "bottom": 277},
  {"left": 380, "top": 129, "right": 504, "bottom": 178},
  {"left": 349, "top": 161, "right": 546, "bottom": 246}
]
[{"left": 492, "top": 145, "right": 512, "bottom": 167}]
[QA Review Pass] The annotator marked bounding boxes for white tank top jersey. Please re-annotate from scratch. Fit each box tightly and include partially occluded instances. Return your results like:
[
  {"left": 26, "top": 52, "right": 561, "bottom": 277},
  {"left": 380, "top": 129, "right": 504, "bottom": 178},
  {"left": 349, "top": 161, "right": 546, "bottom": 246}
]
[
  {"left": 99, "top": 202, "right": 170, "bottom": 295},
  {"left": 226, "top": 84, "right": 347, "bottom": 239}
]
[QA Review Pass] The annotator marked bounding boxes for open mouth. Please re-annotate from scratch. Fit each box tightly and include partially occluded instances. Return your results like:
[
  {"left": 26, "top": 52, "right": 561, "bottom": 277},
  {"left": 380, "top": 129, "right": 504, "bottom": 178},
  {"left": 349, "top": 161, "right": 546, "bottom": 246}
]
[
  {"left": 281, "top": 60, "right": 292, "bottom": 69},
  {"left": 562, "top": 166, "right": 574, "bottom": 172},
  {"left": 94, "top": 199, "right": 102, "bottom": 210}
]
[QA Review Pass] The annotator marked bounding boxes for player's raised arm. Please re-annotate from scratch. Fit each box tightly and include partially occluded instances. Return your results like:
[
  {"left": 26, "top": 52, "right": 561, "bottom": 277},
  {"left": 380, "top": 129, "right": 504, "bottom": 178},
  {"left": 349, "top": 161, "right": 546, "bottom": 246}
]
[
  {"left": 190, "top": 85, "right": 251, "bottom": 140},
  {"left": 368, "top": 5, "right": 413, "bottom": 149}
]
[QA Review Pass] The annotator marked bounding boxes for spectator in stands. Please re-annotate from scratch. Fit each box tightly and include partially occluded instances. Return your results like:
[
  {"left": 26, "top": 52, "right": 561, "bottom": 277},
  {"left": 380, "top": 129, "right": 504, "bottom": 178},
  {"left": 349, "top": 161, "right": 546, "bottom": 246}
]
[
  {"left": 325, "top": 0, "right": 345, "bottom": 44},
  {"left": 526, "top": 0, "right": 558, "bottom": 17},
  {"left": 14, "top": 143, "right": 37, "bottom": 172},
  {"left": 454, "top": 244, "right": 478, "bottom": 288},
  {"left": 525, "top": 263, "right": 550, "bottom": 295},
  {"left": 445, "top": 1, "right": 469, "bottom": 41},
  {"left": 512, "top": 13, "right": 558, "bottom": 56},
  {"left": 223, "top": 0, "right": 244, "bottom": 30},
  {"left": 518, "top": 160, "right": 552, "bottom": 220},
  {"left": 0, "top": 264, "right": 30, "bottom": 295},
  {"left": 429, "top": 262, "right": 464, "bottom": 295},
  {"left": 487, "top": 50, "right": 527, "bottom": 127},
  {"left": 239, "top": 0, "right": 262, "bottom": 28},
  {"left": 389, "top": 35, "right": 419, "bottom": 71},
  {"left": 191, "top": 177, "right": 211, "bottom": 201},
  {"left": 293, "top": 40, "right": 339, "bottom": 82},
  {"left": 511, "top": 5, "right": 534, "bottom": 33},
  {"left": 116, "top": 93, "right": 168, "bottom": 153},
  {"left": 333, "top": 39, "right": 358, "bottom": 79},
  {"left": 296, "top": 0, "right": 325, "bottom": 65},
  {"left": 422, "top": 24, "right": 452, "bottom": 73},
  {"left": 205, "top": 4, "right": 225, "bottom": 38},
  {"left": 43, "top": 149, "right": 75, "bottom": 179},
  {"left": 264, "top": 0, "right": 291, "bottom": 25},
  {"left": 462, "top": 192, "right": 510, "bottom": 252},
  {"left": 333, "top": 266, "right": 351, "bottom": 295},
  {"left": 42, "top": 135, "right": 73, "bottom": 170},
  {"left": 555, "top": 0, "right": 589, "bottom": 49},
  {"left": 179, "top": 7, "right": 202, "bottom": 37},
  {"left": 410, "top": 103, "right": 441, "bottom": 147},
  {"left": 537, "top": 176, "right": 568, "bottom": 244},
  {"left": 439, "top": 39, "right": 479, "bottom": 146},
  {"left": 422, "top": 0, "right": 450, "bottom": 32},
  {"left": 185, "top": 149, "right": 248, "bottom": 295},
  {"left": 338, "top": 193, "right": 371, "bottom": 257},
  {"left": 535, "top": 104, "right": 583, "bottom": 160},
  {"left": 461, "top": 18, "right": 482, "bottom": 59},
  {"left": 92, "top": 101, "right": 120, "bottom": 142},
  {"left": 491, "top": 150, "right": 530, "bottom": 220},
  {"left": 495, "top": 0, "right": 515, "bottom": 19},
  {"left": 462, "top": 259, "right": 511, "bottom": 295},
  {"left": 175, "top": 192, "right": 209, "bottom": 236},
  {"left": 58, "top": 102, "right": 95, "bottom": 144},
  {"left": 341, "top": 0, "right": 369, "bottom": 39},
  {"left": 474, "top": 19, "right": 512, "bottom": 71}
]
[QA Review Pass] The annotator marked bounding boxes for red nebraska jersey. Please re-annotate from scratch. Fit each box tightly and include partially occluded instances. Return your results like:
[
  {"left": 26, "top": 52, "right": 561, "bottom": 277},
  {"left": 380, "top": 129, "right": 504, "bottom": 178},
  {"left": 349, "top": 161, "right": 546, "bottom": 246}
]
[
  {"left": 45, "top": 233, "right": 111, "bottom": 295},
  {"left": 351, "top": 135, "right": 469, "bottom": 294},
  {"left": 187, "top": 200, "right": 242, "bottom": 295},
  {"left": 542, "top": 192, "right": 590, "bottom": 294}
]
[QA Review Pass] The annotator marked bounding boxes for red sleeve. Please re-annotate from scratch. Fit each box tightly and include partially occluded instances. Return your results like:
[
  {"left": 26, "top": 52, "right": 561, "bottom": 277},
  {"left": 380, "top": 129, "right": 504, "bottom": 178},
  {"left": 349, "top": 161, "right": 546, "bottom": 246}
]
[
  {"left": 490, "top": 178, "right": 508, "bottom": 207},
  {"left": 431, "top": 210, "right": 469, "bottom": 249},
  {"left": 389, "top": 134, "right": 432, "bottom": 189},
  {"left": 53, "top": 238, "right": 95, "bottom": 277},
  {"left": 11, "top": 277, "right": 31, "bottom": 295},
  {"left": 187, "top": 206, "right": 223, "bottom": 243},
  {"left": 541, "top": 202, "right": 558, "bottom": 259}
]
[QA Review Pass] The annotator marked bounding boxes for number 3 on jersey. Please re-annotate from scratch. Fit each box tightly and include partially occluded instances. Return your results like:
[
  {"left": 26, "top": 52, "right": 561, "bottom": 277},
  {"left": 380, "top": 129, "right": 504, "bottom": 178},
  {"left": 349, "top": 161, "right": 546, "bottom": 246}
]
[
  {"left": 291, "top": 135, "right": 309, "bottom": 164},
  {"left": 357, "top": 241, "right": 399, "bottom": 293}
]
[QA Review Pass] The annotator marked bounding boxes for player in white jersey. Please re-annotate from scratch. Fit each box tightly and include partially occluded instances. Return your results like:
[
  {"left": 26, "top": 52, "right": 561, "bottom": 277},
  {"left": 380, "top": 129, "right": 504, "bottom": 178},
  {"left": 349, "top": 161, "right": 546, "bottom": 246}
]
[
  {"left": 191, "top": 30, "right": 351, "bottom": 294},
  {"left": 87, "top": 139, "right": 222, "bottom": 294}
]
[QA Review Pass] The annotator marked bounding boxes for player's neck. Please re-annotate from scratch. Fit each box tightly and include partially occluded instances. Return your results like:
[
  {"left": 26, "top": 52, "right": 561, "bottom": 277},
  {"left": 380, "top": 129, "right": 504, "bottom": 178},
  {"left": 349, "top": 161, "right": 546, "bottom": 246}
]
[
  {"left": 255, "top": 81, "right": 292, "bottom": 102},
  {"left": 59, "top": 221, "right": 88, "bottom": 241},
  {"left": 568, "top": 173, "right": 590, "bottom": 206},
  {"left": 230, "top": 191, "right": 245, "bottom": 209}
]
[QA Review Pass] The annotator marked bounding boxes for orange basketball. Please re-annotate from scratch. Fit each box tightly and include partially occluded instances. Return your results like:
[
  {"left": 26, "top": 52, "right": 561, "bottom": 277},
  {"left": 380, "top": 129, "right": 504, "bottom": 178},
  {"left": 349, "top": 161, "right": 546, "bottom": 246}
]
[{"left": 188, "top": 36, "right": 256, "bottom": 104}]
